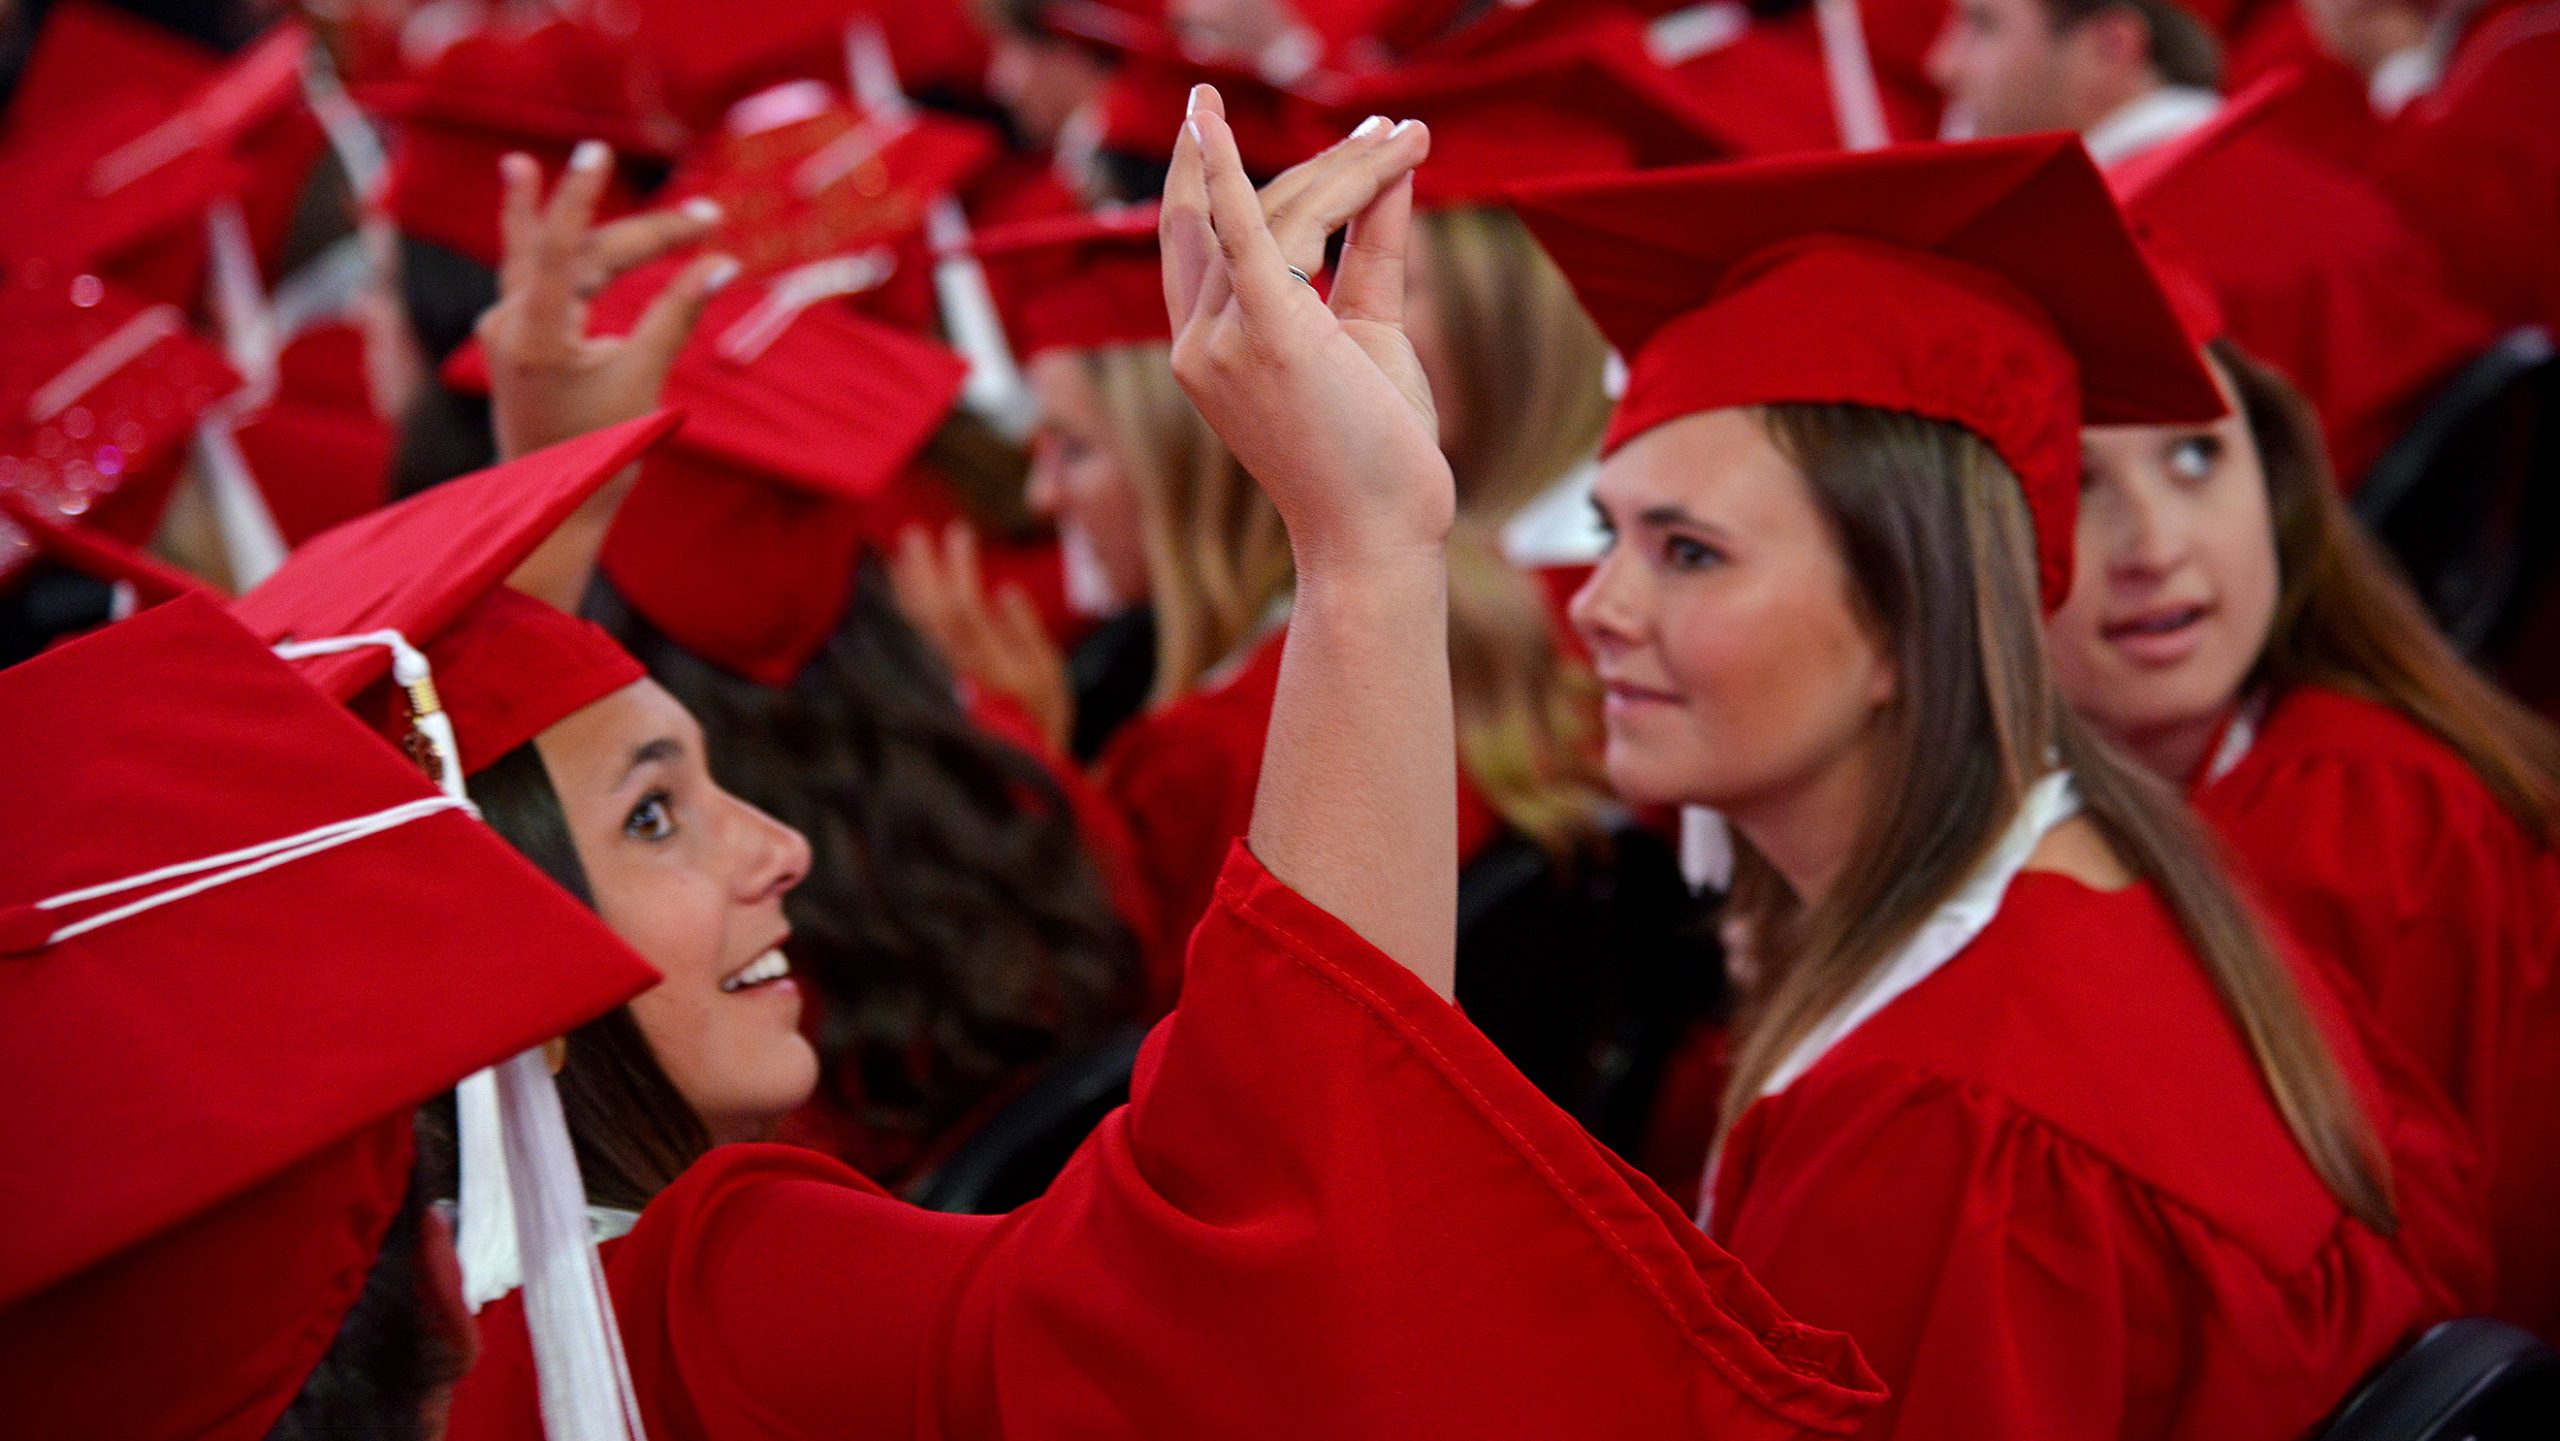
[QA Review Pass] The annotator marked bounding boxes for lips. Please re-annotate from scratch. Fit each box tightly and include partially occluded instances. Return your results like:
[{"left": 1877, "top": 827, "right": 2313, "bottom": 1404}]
[
  {"left": 718, "top": 946, "right": 792, "bottom": 994},
  {"left": 2100, "top": 602, "right": 2212, "bottom": 666},
  {"left": 1599, "top": 674, "right": 1682, "bottom": 709}
]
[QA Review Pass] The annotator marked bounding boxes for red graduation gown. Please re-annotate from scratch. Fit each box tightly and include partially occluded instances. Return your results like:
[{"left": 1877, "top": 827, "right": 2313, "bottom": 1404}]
[
  {"left": 1098, "top": 629, "right": 1507, "bottom": 1008},
  {"left": 2196, "top": 685, "right": 2560, "bottom": 1341},
  {"left": 2367, "top": 0, "right": 2560, "bottom": 336},
  {"left": 450, "top": 846, "right": 1888, "bottom": 1439},
  {"left": 1710, "top": 870, "right": 2489, "bottom": 1440},
  {"left": 2123, "top": 125, "right": 2497, "bottom": 485}
]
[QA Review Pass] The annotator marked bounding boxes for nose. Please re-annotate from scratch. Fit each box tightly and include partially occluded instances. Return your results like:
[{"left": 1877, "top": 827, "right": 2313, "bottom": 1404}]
[
  {"left": 729, "top": 793, "right": 811, "bottom": 905},
  {"left": 2108, "top": 475, "right": 2193, "bottom": 580},
  {"left": 1568, "top": 548, "right": 1644, "bottom": 656},
  {"left": 1025, "top": 447, "right": 1064, "bottom": 520}
]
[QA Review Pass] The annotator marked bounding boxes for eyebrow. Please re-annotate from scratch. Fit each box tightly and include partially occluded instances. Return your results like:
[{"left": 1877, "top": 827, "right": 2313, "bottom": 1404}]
[{"left": 618, "top": 736, "right": 683, "bottom": 790}]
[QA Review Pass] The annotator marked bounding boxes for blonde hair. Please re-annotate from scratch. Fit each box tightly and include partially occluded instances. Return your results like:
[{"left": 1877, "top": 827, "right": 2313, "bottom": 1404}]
[
  {"left": 1720, "top": 402, "right": 2397, "bottom": 1233},
  {"left": 1084, "top": 343, "right": 1294, "bottom": 704},
  {"left": 1418, "top": 207, "right": 1616, "bottom": 525},
  {"left": 1080, "top": 344, "right": 1610, "bottom": 856}
]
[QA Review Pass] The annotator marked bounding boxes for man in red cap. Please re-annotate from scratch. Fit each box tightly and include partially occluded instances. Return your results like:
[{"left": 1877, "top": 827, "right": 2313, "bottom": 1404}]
[{"left": 0, "top": 594, "right": 660, "bottom": 1441}]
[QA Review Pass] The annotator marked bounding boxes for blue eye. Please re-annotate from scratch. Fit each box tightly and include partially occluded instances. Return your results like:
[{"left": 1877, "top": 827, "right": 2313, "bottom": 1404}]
[
  {"left": 1664, "top": 535, "right": 1721, "bottom": 571},
  {"left": 625, "top": 790, "right": 676, "bottom": 842}
]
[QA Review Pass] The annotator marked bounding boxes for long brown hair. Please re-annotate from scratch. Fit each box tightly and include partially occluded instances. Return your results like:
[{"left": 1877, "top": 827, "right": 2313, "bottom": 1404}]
[
  {"left": 460, "top": 741, "right": 712, "bottom": 1211},
  {"left": 2221, "top": 340, "right": 2560, "bottom": 843},
  {"left": 1719, "top": 402, "right": 2398, "bottom": 1232},
  {"left": 1419, "top": 207, "right": 1616, "bottom": 525},
  {"left": 1081, "top": 343, "right": 1611, "bottom": 857}
]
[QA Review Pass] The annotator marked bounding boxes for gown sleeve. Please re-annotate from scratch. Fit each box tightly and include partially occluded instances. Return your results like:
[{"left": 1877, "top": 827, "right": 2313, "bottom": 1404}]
[
  {"left": 935, "top": 843, "right": 1886, "bottom": 1438},
  {"left": 450, "top": 847, "right": 1886, "bottom": 1441}
]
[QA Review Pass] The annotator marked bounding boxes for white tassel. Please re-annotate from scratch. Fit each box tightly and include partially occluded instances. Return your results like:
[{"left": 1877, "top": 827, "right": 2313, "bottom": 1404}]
[
  {"left": 454, "top": 1066, "right": 518, "bottom": 1310},
  {"left": 496, "top": 1047, "right": 649, "bottom": 1441},
  {"left": 844, "top": 18, "right": 911, "bottom": 121},
  {"left": 929, "top": 199, "right": 1037, "bottom": 440},
  {"left": 1679, "top": 806, "right": 1734, "bottom": 894},
  {"left": 1812, "top": 0, "right": 1892, "bottom": 151},
  {"left": 192, "top": 421, "right": 289, "bottom": 590}
]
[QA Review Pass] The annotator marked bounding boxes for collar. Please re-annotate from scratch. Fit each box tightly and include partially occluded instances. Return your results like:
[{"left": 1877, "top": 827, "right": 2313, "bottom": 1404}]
[{"left": 2084, "top": 85, "right": 2222, "bottom": 166}]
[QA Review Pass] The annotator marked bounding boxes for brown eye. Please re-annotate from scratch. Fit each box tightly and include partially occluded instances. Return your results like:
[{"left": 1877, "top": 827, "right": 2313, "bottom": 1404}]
[{"left": 624, "top": 791, "right": 676, "bottom": 842}]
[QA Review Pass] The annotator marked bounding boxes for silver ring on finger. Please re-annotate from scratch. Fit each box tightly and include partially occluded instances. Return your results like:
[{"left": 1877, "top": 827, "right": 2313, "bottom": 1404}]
[{"left": 1286, "top": 265, "right": 1313, "bottom": 288}]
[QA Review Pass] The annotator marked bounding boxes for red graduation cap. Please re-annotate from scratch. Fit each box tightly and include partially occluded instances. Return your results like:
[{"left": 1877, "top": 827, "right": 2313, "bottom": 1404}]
[
  {"left": 0, "top": 18, "right": 323, "bottom": 306},
  {"left": 1319, "top": 21, "right": 1737, "bottom": 203},
  {"left": 0, "top": 0, "right": 221, "bottom": 145},
  {"left": 361, "top": 14, "right": 676, "bottom": 267},
  {"left": 1289, "top": 0, "right": 1472, "bottom": 65},
  {"left": 976, "top": 205, "right": 1171, "bottom": 357},
  {"left": 623, "top": 0, "right": 996, "bottom": 133},
  {"left": 0, "top": 593, "right": 656, "bottom": 1441},
  {"left": 664, "top": 98, "right": 1000, "bottom": 323},
  {"left": 1510, "top": 134, "right": 2226, "bottom": 611},
  {"left": 581, "top": 263, "right": 972, "bottom": 684},
  {"left": 232, "top": 414, "right": 680, "bottom": 774},
  {"left": 0, "top": 270, "right": 243, "bottom": 589}
]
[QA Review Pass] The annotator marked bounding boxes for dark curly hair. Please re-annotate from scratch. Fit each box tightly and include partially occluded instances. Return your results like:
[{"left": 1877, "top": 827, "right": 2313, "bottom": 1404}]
[{"left": 587, "top": 557, "right": 1142, "bottom": 1173}]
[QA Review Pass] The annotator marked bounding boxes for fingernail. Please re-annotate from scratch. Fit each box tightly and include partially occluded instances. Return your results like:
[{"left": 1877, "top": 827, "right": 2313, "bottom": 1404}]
[
  {"left": 681, "top": 196, "right": 723, "bottom": 224},
  {"left": 1353, "top": 114, "right": 1389, "bottom": 139},
  {"left": 1188, "top": 83, "right": 1212, "bottom": 114},
  {"left": 1389, "top": 118, "right": 1421, "bottom": 139},
  {"left": 1186, "top": 117, "right": 1203, "bottom": 146},
  {"left": 703, "top": 256, "right": 742, "bottom": 293},
  {"left": 570, "top": 139, "right": 609, "bottom": 172}
]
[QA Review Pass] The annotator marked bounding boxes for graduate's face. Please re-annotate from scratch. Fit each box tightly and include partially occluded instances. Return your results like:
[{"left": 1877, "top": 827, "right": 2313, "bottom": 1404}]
[
  {"left": 1028, "top": 352, "right": 1152, "bottom": 615},
  {"left": 1168, "top": 0, "right": 1299, "bottom": 64},
  {"left": 1573, "top": 408, "right": 1898, "bottom": 816},
  {"left": 1927, "top": 0, "right": 2120, "bottom": 137},
  {"left": 2048, "top": 357, "right": 2279, "bottom": 779},
  {"left": 986, "top": 32, "right": 1113, "bottom": 149},
  {"left": 537, "top": 679, "right": 819, "bottom": 1145}
]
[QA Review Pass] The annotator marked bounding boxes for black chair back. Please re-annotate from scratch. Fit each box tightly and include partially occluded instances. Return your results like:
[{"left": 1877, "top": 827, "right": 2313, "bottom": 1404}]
[
  {"left": 2319, "top": 1318, "right": 2560, "bottom": 1441},
  {"left": 902, "top": 1023, "right": 1148, "bottom": 1215},
  {"left": 2354, "top": 328, "right": 2560, "bottom": 661}
]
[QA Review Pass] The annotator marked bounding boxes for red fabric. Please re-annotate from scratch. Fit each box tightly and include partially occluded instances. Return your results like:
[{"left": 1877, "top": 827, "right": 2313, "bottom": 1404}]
[
  {"left": 1098, "top": 629, "right": 1506, "bottom": 1008},
  {"left": 660, "top": 103, "right": 999, "bottom": 318},
  {"left": 0, "top": 19, "right": 322, "bottom": 305},
  {"left": 1658, "top": 15, "right": 1857, "bottom": 159},
  {"left": 1304, "top": 22, "right": 1738, "bottom": 204},
  {"left": 1710, "top": 869, "right": 2490, "bottom": 1440},
  {"left": 1512, "top": 136, "right": 2226, "bottom": 614},
  {"left": 2111, "top": 79, "right": 2499, "bottom": 486},
  {"left": 0, "top": 271, "right": 241, "bottom": 588},
  {"left": 373, "top": 587, "right": 646, "bottom": 777},
  {"left": 234, "top": 412, "right": 678, "bottom": 704},
  {"left": 975, "top": 205, "right": 1171, "bottom": 357},
  {"left": 626, "top": 0, "right": 997, "bottom": 133},
  {"left": 228, "top": 324, "right": 396, "bottom": 545},
  {"left": 362, "top": 15, "right": 672, "bottom": 266},
  {"left": 2365, "top": 0, "right": 2560, "bottom": 335},
  {"left": 0, "top": 1, "right": 219, "bottom": 146},
  {"left": 2197, "top": 685, "right": 2560, "bottom": 1342},
  {"left": 0, "top": 596, "right": 657, "bottom": 1441},
  {"left": 449, "top": 844, "right": 1887, "bottom": 1440}
]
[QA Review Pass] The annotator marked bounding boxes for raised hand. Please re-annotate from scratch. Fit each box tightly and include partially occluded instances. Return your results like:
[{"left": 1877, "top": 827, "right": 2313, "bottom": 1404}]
[
  {"left": 890, "top": 522, "right": 1074, "bottom": 756},
  {"left": 480, "top": 142, "right": 738, "bottom": 462},
  {"left": 1161, "top": 88, "right": 1459, "bottom": 995},
  {"left": 1161, "top": 88, "right": 1453, "bottom": 578}
]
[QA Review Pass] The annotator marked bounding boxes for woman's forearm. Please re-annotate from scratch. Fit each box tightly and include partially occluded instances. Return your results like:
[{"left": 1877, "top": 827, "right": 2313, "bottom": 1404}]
[{"left": 1249, "top": 547, "right": 1456, "bottom": 998}]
